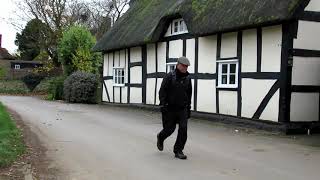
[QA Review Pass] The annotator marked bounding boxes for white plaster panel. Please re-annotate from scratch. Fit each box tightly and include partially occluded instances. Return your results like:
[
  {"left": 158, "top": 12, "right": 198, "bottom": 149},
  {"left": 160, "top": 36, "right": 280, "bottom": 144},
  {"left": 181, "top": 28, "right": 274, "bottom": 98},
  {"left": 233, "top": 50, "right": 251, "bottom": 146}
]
[
  {"left": 114, "top": 87, "right": 120, "bottom": 103},
  {"left": 292, "top": 57, "right": 320, "bottom": 86},
  {"left": 221, "top": 32, "right": 237, "bottom": 58},
  {"left": 261, "top": 25, "right": 282, "bottom": 72},
  {"left": 130, "top": 87, "right": 142, "bottom": 104},
  {"left": 260, "top": 90, "right": 279, "bottom": 122},
  {"left": 219, "top": 91, "right": 237, "bottom": 116},
  {"left": 130, "top": 47, "right": 142, "bottom": 62},
  {"left": 106, "top": 80, "right": 113, "bottom": 102},
  {"left": 294, "top": 21, "right": 320, "bottom": 51},
  {"left": 305, "top": 0, "right": 320, "bottom": 11},
  {"left": 121, "top": 87, "right": 128, "bottom": 104},
  {"left": 147, "top": 44, "right": 156, "bottom": 74},
  {"left": 242, "top": 79, "right": 276, "bottom": 119},
  {"left": 156, "top": 78, "right": 163, "bottom": 105},
  {"left": 190, "top": 79, "right": 195, "bottom": 111},
  {"left": 120, "top": 50, "right": 126, "bottom": 67},
  {"left": 102, "top": 80, "right": 108, "bottom": 102},
  {"left": 157, "top": 42, "right": 166, "bottom": 73},
  {"left": 169, "top": 40, "right": 183, "bottom": 58},
  {"left": 291, "top": 93, "right": 319, "bottom": 122},
  {"left": 198, "top": 35, "right": 217, "bottom": 74},
  {"left": 186, "top": 39, "right": 195, "bottom": 73},
  {"left": 130, "top": 66, "right": 142, "bottom": 84},
  {"left": 103, "top": 54, "right": 109, "bottom": 76},
  {"left": 164, "top": 24, "right": 172, "bottom": 37},
  {"left": 146, "top": 78, "right": 156, "bottom": 105},
  {"left": 242, "top": 29, "right": 257, "bottom": 72},
  {"left": 108, "top": 53, "right": 114, "bottom": 76},
  {"left": 114, "top": 51, "right": 120, "bottom": 67},
  {"left": 197, "top": 80, "right": 216, "bottom": 113}
]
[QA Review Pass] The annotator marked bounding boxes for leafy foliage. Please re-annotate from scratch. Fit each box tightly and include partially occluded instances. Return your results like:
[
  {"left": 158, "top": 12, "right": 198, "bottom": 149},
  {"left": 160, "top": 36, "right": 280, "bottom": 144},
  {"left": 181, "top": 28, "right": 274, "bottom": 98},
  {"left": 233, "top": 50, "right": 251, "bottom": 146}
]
[
  {"left": 47, "top": 76, "right": 66, "bottom": 100},
  {"left": 15, "top": 19, "right": 50, "bottom": 61},
  {"left": 22, "top": 73, "right": 45, "bottom": 92},
  {"left": 63, "top": 71, "right": 98, "bottom": 103},
  {"left": 58, "top": 25, "right": 102, "bottom": 75}
]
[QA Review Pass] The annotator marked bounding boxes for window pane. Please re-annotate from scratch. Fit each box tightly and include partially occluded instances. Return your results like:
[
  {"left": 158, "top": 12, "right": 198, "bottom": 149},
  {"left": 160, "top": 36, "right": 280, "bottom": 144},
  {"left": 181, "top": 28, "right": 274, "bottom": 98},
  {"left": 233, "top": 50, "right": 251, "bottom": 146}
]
[
  {"left": 230, "top": 75, "right": 236, "bottom": 84},
  {"left": 122, "top": 77, "right": 125, "bottom": 84},
  {"left": 121, "top": 70, "right": 124, "bottom": 76},
  {"left": 180, "top": 21, "right": 184, "bottom": 31},
  {"left": 222, "top": 64, "right": 228, "bottom": 73},
  {"left": 230, "top": 64, "right": 236, "bottom": 73},
  {"left": 222, "top": 75, "right": 228, "bottom": 84},
  {"left": 174, "top": 22, "right": 178, "bottom": 32}
]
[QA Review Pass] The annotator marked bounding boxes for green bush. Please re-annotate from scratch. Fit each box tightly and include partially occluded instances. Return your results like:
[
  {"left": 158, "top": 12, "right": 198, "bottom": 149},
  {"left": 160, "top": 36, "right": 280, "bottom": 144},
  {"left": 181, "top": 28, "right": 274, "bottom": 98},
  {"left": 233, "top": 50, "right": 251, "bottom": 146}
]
[
  {"left": 0, "top": 80, "right": 29, "bottom": 94},
  {"left": 48, "top": 76, "right": 66, "bottom": 100},
  {"left": 0, "top": 67, "right": 7, "bottom": 80},
  {"left": 58, "top": 25, "right": 102, "bottom": 75},
  {"left": 64, "top": 71, "right": 98, "bottom": 103},
  {"left": 22, "top": 73, "right": 44, "bottom": 92}
]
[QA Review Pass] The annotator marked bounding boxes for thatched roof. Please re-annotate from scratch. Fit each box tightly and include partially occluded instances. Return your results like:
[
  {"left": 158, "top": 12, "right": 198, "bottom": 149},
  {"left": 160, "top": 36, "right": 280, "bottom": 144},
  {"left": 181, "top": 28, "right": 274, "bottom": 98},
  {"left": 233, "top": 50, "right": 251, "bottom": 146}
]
[
  {"left": 0, "top": 48, "right": 15, "bottom": 60},
  {"left": 93, "top": 0, "right": 309, "bottom": 52}
]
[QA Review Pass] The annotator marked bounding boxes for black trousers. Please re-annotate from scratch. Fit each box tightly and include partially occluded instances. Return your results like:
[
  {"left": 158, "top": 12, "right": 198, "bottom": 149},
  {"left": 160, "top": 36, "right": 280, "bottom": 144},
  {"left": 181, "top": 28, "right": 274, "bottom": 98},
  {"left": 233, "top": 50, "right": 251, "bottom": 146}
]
[{"left": 158, "top": 109, "right": 188, "bottom": 153}]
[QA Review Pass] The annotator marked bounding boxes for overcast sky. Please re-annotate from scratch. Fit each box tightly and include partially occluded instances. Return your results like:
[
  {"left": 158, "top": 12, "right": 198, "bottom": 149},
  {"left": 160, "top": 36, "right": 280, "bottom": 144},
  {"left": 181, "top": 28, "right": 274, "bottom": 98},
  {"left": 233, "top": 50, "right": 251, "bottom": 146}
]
[{"left": 0, "top": 0, "right": 22, "bottom": 53}]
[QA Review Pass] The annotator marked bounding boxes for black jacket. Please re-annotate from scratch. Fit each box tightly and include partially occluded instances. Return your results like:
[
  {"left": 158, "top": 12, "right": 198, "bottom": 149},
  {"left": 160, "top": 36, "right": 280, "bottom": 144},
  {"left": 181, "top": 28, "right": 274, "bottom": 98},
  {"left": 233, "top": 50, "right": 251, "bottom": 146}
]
[{"left": 159, "top": 69, "right": 192, "bottom": 111}]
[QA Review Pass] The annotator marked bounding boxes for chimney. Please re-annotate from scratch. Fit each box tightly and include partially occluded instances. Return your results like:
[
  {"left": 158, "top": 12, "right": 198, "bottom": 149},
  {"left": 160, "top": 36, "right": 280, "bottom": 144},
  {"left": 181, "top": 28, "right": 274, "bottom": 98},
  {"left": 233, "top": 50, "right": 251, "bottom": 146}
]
[{"left": 0, "top": 34, "right": 2, "bottom": 48}]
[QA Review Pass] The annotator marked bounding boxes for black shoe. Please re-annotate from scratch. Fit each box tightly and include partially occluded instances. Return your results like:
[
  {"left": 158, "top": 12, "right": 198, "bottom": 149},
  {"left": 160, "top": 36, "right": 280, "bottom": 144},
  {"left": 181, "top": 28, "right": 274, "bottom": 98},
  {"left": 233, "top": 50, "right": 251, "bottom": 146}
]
[
  {"left": 174, "top": 151, "right": 187, "bottom": 160},
  {"left": 157, "top": 134, "right": 163, "bottom": 151}
]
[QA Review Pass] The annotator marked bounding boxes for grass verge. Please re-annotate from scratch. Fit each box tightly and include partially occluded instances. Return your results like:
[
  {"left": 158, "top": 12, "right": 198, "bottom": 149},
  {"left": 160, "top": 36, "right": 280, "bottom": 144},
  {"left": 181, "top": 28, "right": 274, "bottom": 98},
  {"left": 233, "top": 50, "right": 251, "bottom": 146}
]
[{"left": 0, "top": 102, "right": 25, "bottom": 168}]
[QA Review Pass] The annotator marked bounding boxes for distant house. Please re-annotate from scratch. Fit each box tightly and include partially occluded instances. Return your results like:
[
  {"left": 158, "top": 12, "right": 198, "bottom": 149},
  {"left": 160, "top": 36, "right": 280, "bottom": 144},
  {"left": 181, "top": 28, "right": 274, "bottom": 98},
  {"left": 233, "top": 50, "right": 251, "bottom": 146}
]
[{"left": 94, "top": 0, "right": 320, "bottom": 133}]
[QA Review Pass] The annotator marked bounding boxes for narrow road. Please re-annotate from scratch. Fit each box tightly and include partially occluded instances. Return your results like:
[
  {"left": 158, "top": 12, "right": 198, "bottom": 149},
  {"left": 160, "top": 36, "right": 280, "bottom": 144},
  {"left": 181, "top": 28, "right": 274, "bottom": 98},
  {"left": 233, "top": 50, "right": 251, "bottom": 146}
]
[{"left": 1, "top": 96, "right": 319, "bottom": 180}]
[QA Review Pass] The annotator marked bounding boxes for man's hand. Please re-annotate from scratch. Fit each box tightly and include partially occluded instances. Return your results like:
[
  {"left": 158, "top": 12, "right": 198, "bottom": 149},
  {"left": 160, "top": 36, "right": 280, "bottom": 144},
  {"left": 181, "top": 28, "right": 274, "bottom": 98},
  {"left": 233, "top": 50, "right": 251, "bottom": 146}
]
[{"left": 160, "top": 105, "right": 168, "bottom": 113}]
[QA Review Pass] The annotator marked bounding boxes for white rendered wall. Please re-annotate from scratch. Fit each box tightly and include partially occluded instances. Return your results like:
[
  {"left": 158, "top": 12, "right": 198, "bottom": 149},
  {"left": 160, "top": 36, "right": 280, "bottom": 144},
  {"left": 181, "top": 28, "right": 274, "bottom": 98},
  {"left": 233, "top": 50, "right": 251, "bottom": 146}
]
[
  {"left": 106, "top": 80, "right": 114, "bottom": 102},
  {"left": 169, "top": 40, "right": 183, "bottom": 58},
  {"left": 130, "top": 87, "right": 142, "bottom": 104},
  {"left": 103, "top": 54, "right": 109, "bottom": 76},
  {"left": 219, "top": 91, "right": 237, "bottom": 116},
  {"left": 305, "top": 0, "right": 320, "bottom": 11},
  {"left": 294, "top": 21, "right": 320, "bottom": 50},
  {"left": 260, "top": 90, "right": 279, "bottom": 122},
  {"left": 108, "top": 53, "right": 114, "bottom": 76},
  {"left": 221, "top": 32, "right": 237, "bottom": 58},
  {"left": 242, "top": 29, "right": 257, "bottom": 72},
  {"left": 146, "top": 78, "right": 156, "bottom": 105},
  {"left": 164, "top": 24, "right": 172, "bottom": 37},
  {"left": 291, "top": 93, "right": 319, "bottom": 122},
  {"left": 197, "top": 80, "right": 216, "bottom": 113},
  {"left": 122, "top": 87, "right": 128, "bottom": 104},
  {"left": 190, "top": 79, "right": 195, "bottom": 111},
  {"left": 186, "top": 39, "right": 195, "bottom": 74},
  {"left": 242, "top": 79, "right": 277, "bottom": 119},
  {"left": 157, "top": 42, "right": 166, "bottom": 73},
  {"left": 198, "top": 35, "right": 217, "bottom": 73},
  {"left": 261, "top": 25, "right": 282, "bottom": 72},
  {"left": 114, "top": 87, "right": 120, "bottom": 103},
  {"left": 130, "top": 47, "right": 142, "bottom": 62},
  {"left": 147, "top": 44, "right": 156, "bottom": 74},
  {"left": 130, "top": 66, "right": 142, "bottom": 84},
  {"left": 102, "top": 81, "right": 108, "bottom": 102},
  {"left": 292, "top": 57, "right": 320, "bottom": 86},
  {"left": 156, "top": 78, "right": 163, "bottom": 105},
  {"left": 114, "top": 51, "right": 120, "bottom": 67}
]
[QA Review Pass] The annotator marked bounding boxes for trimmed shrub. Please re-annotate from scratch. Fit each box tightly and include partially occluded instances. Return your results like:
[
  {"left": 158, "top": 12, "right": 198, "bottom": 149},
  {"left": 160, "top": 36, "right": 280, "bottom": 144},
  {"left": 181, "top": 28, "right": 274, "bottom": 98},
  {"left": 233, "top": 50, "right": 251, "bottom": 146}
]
[
  {"left": 48, "top": 76, "right": 66, "bottom": 100},
  {"left": 63, "top": 71, "right": 98, "bottom": 103},
  {"left": 22, "top": 73, "right": 44, "bottom": 92}
]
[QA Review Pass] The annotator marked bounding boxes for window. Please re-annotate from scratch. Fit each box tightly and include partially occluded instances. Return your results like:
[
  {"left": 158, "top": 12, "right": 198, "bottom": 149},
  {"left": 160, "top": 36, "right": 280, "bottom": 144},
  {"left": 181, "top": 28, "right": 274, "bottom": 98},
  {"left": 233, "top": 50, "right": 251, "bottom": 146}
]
[
  {"left": 14, "top": 64, "right": 20, "bottom": 70},
  {"left": 166, "top": 62, "right": 177, "bottom": 73},
  {"left": 218, "top": 60, "right": 238, "bottom": 88},
  {"left": 113, "top": 67, "right": 125, "bottom": 86},
  {"left": 172, "top": 19, "right": 188, "bottom": 35}
]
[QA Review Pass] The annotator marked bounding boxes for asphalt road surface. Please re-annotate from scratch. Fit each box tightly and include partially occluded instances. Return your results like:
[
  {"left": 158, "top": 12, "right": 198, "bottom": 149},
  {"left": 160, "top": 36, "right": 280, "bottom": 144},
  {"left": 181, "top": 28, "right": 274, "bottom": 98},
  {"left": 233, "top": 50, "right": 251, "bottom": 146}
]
[{"left": 1, "top": 96, "right": 319, "bottom": 180}]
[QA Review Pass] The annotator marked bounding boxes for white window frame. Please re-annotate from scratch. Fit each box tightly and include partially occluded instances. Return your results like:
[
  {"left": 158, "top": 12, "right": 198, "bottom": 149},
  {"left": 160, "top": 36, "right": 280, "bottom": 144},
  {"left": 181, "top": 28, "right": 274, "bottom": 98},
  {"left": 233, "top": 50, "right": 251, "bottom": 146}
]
[
  {"left": 14, "top": 64, "right": 20, "bottom": 70},
  {"left": 113, "top": 67, "right": 125, "bottom": 87},
  {"left": 171, "top": 18, "right": 188, "bottom": 36},
  {"left": 217, "top": 59, "right": 239, "bottom": 88},
  {"left": 166, "top": 62, "right": 177, "bottom": 73}
]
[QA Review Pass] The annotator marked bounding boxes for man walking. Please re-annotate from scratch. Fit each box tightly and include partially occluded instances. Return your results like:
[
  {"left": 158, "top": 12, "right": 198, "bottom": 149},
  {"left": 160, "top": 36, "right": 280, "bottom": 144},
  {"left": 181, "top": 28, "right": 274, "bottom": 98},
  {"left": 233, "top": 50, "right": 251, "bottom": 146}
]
[{"left": 157, "top": 56, "right": 192, "bottom": 160}]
